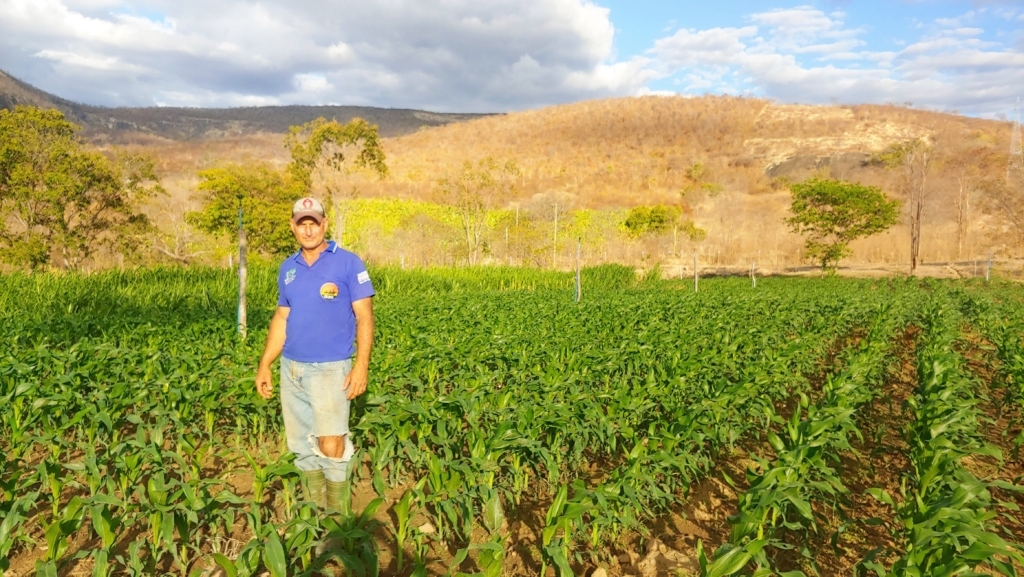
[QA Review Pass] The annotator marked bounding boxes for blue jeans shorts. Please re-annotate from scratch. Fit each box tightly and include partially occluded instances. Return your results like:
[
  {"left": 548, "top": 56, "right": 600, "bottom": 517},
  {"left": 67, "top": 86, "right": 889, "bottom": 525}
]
[{"left": 280, "top": 357, "right": 355, "bottom": 482}]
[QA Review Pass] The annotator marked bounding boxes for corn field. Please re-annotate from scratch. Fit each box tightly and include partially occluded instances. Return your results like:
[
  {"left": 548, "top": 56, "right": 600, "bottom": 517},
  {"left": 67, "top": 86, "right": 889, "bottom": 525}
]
[{"left": 1, "top": 266, "right": 1023, "bottom": 576}]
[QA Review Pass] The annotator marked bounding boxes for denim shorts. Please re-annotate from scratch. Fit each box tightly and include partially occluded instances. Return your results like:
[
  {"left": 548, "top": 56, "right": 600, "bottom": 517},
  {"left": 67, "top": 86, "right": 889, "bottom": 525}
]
[{"left": 280, "top": 357, "right": 355, "bottom": 482}]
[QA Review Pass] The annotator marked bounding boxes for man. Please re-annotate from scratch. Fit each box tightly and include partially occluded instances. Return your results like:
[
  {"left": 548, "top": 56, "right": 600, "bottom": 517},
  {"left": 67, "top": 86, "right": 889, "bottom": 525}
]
[{"left": 255, "top": 197, "right": 375, "bottom": 513}]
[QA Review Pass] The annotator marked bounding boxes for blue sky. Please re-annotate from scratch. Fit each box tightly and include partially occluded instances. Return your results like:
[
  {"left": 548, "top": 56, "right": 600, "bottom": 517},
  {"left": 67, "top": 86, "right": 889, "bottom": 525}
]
[
  {"left": 0, "top": 0, "right": 1021, "bottom": 116},
  {"left": 603, "top": 0, "right": 1023, "bottom": 114}
]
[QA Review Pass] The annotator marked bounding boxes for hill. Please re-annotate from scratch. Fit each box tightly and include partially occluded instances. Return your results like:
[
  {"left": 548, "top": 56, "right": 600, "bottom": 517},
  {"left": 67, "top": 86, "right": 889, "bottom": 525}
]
[
  {"left": 0, "top": 69, "right": 493, "bottom": 140},
  {"left": 2, "top": 69, "right": 1017, "bottom": 272},
  {"left": 344, "top": 96, "right": 1014, "bottom": 270},
  {"left": 133, "top": 96, "right": 1015, "bottom": 273}
]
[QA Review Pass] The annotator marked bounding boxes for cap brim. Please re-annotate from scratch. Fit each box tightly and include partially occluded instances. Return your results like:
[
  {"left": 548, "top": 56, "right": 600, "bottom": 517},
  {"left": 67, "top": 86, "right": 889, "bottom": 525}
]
[{"left": 292, "top": 211, "right": 325, "bottom": 224}]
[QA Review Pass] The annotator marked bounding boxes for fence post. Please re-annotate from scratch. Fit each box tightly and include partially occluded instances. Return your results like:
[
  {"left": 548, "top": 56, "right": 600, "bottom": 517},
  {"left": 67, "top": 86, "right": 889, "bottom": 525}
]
[
  {"left": 237, "top": 201, "right": 248, "bottom": 340},
  {"left": 693, "top": 250, "right": 699, "bottom": 294},
  {"left": 575, "top": 238, "right": 582, "bottom": 303},
  {"left": 552, "top": 203, "right": 558, "bottom": 269}
]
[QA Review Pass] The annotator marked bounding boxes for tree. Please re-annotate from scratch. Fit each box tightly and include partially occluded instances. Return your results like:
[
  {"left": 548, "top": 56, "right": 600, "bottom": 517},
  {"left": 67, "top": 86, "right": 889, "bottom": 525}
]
[
  {"left": 434, "top": 158, "right": 519, "bottom": 264},
  {"left": 284, "top": 117, "right": 388, "bottom": 243},
  {"left": 187, "top": 162, "right": 295, "bottom": 256},
  {"left": 877, "top": 139, "right": 933, "bottom": 274},
  {"left": 622, "top": 205, "right": 682, "bottom": 238},
  {"left": 786, "top": 179, "right": 901, "bottom": 272},
  {"left": 152, "top": 197, "right": 210, "bottom": 265},
  {"left": 982, "top": 170, "right": 1024, "bottom": 250},
  {"left": 188, "top": 117, "right": 387, "bottom": 256},
  {"left": 681, "top": 162, "right": 724, "bottom": 198},
  {"left": 0, "top": 106, "right": 161, "bottom": 270}
]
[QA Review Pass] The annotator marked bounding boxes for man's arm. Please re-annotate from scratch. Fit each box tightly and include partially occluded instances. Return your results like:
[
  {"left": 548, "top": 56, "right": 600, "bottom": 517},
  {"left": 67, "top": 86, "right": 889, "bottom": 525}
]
[
  {"left": 344, "top": 297, "right": 374, "bottom": 399},
  {"left": 256, "top": 306, "right": 290, "bottom": 399}
]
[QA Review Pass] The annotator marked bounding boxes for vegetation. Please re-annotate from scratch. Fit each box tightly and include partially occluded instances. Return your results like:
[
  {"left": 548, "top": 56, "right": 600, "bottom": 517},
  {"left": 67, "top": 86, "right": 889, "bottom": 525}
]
[
  {"left": 786, "top": 179, "right": 901, "bottom": 271},
  {"left": 188, "top": 162, "right": 294, "bottom": 256},
  {"left": 875, "top": 140, "right": 933, "bottom": 275},
  {"left": 621, "top": 205, "right": 681, "bottom": 238},
  {"left": 0, "top": 106, "right": 161, "bottom": 270},
  {"left": 4, "top": 96, "right": 1021, "bottom": 271},
  {"left": 187, "top": 117, "right": 388, "bottom": 257},
  {"left": 2, "top": 268, "right": 1023, "bottom": 576},
  {"left": 433, "top": 157, "right": 519, "bottom": 264}
]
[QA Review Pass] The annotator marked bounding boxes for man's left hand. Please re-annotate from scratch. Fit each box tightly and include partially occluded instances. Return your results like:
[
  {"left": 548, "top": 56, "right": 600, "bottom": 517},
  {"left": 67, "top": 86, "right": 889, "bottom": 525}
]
[{"left": 344, "top": 364, "right": 369, "bottom": 400}]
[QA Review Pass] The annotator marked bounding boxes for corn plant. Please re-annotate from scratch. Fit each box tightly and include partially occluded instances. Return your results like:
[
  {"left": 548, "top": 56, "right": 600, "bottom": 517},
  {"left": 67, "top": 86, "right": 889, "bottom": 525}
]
[
  {"left": 701, "top": 305, "right": 909, "bottom": 576},
  {"left": 861, "top": 302, "right": 1024, "bottom": 576}
]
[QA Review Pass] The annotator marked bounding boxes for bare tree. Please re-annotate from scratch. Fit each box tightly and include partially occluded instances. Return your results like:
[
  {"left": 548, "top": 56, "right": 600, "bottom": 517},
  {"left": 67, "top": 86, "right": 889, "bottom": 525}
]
[
  {"left": 951, "top": 160, "right": 975, "bottom": 260},
  {"left": 152, "top": 199, "right": 210, "bottom": 264},
  {"left": 982, "top": 171, "right": 1024, "bottom": 250},
  {"left": 434, "top": 158, "right": 519, "bottom": 265},
  {"left": 878, "top": 139, "right": 933, "bottom": 274}
]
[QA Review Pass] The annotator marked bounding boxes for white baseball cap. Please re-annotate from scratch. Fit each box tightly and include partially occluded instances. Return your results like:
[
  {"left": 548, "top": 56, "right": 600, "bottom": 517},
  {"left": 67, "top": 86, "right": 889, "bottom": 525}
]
[{"left": 291, "top": 197, "right": 325, "bottom": 224}]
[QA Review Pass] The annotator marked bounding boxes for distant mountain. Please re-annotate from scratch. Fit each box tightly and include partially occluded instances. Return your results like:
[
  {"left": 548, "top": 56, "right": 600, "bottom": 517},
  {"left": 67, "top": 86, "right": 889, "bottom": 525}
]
[{"left": 0, "top": 69, "right": 494, "bottom": 140}]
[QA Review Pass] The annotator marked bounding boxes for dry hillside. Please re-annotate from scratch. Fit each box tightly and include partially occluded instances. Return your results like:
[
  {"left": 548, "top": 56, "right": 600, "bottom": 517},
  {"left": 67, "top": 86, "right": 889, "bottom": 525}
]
[{"left": 133, "top": 95, "right": 1017, "bottom": 272}]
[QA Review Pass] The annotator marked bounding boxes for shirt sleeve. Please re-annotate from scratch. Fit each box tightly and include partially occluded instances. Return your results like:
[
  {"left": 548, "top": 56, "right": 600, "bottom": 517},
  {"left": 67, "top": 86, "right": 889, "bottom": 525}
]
[
  {"left": 277, "top": 264, "right": 290, "bottom": 307},
  {"left": 347, "top": 256, "right": 376, "bottom": 302}
]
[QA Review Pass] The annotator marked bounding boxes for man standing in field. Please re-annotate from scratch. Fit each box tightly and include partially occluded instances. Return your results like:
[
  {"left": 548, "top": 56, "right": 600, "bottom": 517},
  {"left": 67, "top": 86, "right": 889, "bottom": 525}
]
[{"left": 255, "top": 197, "right": 375, "bottom": 514}]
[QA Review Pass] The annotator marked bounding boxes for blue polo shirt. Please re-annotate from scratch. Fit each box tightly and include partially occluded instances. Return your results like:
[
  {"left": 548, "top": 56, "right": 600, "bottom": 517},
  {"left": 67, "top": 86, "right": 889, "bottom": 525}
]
[{"left": 277, "top": 241, "right": 375, "bottom": 363}]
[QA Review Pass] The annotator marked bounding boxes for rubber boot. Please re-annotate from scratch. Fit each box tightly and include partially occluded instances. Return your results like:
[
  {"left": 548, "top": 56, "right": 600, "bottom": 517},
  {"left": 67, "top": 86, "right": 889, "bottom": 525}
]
[
  {"left": 316, "top": 479, "right": 349, "bottom": 555},
  {"left": 301, "top": 469, "right": 326, "bottom": 508},
  {"left": 325, "top": 479, "right": 351, "bottom": 516}
]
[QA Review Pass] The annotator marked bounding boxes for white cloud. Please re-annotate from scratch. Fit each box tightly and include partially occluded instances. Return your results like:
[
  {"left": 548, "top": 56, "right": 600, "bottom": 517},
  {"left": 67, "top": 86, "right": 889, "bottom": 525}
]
[
  {"left": 0, "top": 0, "right": 650, "bottom": 111},
  {"left": 650, "top": 6, "right": 1024, "bottom": 117},
  {"left": 293, "top": 73, "right": 332, "bottom": 94},
  {"left": 35, "top": 49, "right": 128, "bottom": 71}
]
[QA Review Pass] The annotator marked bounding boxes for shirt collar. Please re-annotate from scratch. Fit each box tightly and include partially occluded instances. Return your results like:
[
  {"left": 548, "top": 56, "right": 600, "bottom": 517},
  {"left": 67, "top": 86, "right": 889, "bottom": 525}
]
[{"left": 291, "top": 241, "right": 338, "bottom": 265}]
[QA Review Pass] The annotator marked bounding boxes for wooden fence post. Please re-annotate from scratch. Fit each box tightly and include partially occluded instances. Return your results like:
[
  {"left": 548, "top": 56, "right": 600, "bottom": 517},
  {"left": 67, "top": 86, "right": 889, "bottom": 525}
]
[
  {"left": 237, "top": 202, "right": 247, "bottom": 339},
  {"left": 693, "top": 250, "right": 699, "bottom": 294}
]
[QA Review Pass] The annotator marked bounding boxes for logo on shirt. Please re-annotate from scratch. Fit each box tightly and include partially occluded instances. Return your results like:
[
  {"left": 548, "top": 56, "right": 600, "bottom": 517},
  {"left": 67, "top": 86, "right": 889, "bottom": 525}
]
[
  {"left": 284, "top": 268, "right": 296, "bottom": 285},
  {"left": 320, "top": 282, "right": 339, "bottom": 301},
  {"left": 357, "top": 271, "right": 370, "bottom": 284}
]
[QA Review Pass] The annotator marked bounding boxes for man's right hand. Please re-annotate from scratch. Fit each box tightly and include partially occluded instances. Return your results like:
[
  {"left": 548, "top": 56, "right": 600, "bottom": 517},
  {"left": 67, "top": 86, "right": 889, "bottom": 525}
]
[{"left": 256, "top": 365, "right": 274, "bottom": 399}]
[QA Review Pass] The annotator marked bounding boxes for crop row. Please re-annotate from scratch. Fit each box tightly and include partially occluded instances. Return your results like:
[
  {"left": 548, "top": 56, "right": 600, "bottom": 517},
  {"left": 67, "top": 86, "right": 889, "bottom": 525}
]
[
  {"left": 862, "top": 300, "right": 1023, "bottom": 576},
  {"left": 965, "top": 291, "right": 1024, "bottom": 452},
  {"left": 698, "top": 300, "right": 913, "bottom": 577}
]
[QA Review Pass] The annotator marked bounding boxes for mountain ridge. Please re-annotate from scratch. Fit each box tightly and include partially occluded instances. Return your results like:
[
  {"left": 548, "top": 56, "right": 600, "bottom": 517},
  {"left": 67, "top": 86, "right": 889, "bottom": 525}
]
[{"left": 0, "top": 69, "right": 495, "bottom": 140}]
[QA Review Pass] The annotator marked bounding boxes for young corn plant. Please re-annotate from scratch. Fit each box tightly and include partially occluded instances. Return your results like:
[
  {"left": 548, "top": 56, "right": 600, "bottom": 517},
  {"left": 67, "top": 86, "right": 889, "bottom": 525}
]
[
  {"left": 392, "top": 478, "right": 426, "bottom": 573},
  {"left": 701, "top": 309, "right": 905, "bottom": 576},
  {"left": 861, "top": 304, "right": 1024, "bottom": 576}
]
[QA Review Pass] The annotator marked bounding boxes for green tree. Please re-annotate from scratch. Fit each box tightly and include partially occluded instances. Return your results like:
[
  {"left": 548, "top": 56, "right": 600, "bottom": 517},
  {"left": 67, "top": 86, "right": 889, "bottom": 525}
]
[
  {"left": 786, "top": 178, "right": 901, "bottom": 272},
  {"left": 187, "top": 162, "right": 295, "bottom": 256},
  {"left": 0, "top": 106, "right": 161, "bottom": 270},
  {"left": 622, "top": 205, "right": 689, "bottom": 239},
  {"left": 188, "top": 117, "right": 388, "bottom": 256},
  {"left": 285, "top": 117, "right": 388, "bottom": 242}
]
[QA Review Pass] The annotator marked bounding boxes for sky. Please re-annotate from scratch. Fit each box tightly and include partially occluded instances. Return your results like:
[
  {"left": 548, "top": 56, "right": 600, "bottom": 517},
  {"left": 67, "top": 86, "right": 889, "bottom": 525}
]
[{"left": 0, "top": 0, "right": 1022, "bottom": 117}]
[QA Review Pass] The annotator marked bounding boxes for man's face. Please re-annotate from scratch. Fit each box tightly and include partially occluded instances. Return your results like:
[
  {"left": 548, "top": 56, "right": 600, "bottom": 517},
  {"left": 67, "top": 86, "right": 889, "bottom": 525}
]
[{"left": 291, "top": 217, "right": 326, "bottom": 250}]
